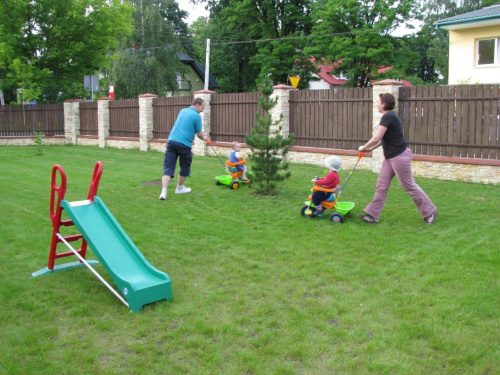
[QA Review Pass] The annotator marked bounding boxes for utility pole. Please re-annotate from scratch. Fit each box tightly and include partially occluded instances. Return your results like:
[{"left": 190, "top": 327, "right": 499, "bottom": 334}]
[{"left": 204, "top": 39, "right": 210, "bottom": 91}]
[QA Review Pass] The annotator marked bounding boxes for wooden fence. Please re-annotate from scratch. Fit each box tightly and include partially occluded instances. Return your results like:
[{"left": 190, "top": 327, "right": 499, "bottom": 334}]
[
  {"left": 289, "top": 88, "right": 373, "bottom": 150},
  {"left": 0, "top": 103, "right": 64, "bottom": 136},
  {"left": 210, "top": 92, "right": 266, "bottom": 143},
  {"left": 1, "top": 85, "right": 499, "bottom": 161},
  {"left": 109, "top": 99, "right": 139, "bottom": 138},
  {"left": 399, "top": 85, "right": 500, "bottom": 160},
  {"left": 152, "top": 96, "right": 193, "bottom": 139},
  {"left": 79, "top": 102, "right": 98, "bottom": 136}
]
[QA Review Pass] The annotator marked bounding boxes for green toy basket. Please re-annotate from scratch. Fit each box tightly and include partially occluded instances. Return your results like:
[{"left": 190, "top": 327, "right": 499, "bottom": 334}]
[
  {"left": 335, "top": 201, "right": 355, "bottom": 215},
  {"left": 215, "top": 175, "right": 233, "bottom": 186}
]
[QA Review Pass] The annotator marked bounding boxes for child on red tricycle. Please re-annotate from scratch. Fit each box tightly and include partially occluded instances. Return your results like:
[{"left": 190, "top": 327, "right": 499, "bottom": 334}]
[{"left": 301, "top": 155, "right": 354, "bottom": 223}]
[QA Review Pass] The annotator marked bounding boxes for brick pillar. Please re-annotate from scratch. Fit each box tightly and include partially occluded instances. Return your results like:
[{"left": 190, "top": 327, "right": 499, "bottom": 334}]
[
  {"left": 98, "top": 97, "right": 112, "bottom": 148},
  {"left": 271, "top": 84, "right": 295, "bottom": 138},
  {"left": 193, "top": 90, "right": 216, "bottom": 156},
  {"left": 138, "top": 93, "right": 157, "bottom": 152},
  {"left": 371, "top": 80, "right": 404, "bottom": 173},
  {"left": 63, "top": 100, "right": 82, "bottom": 145}
]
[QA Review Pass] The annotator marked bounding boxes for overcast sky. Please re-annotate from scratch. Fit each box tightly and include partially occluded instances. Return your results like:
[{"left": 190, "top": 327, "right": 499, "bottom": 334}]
[{"left": 177, "top": 0, "right": 209, "bottom": 25}]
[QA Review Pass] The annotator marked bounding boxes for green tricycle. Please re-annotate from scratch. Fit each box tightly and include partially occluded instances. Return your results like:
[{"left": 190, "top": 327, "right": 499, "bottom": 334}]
[{"left": 207, "top": 139, "right": 252, "bottom": 190}]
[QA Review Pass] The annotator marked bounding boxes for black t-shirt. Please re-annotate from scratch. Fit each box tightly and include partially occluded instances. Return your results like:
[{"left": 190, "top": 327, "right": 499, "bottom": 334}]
[{"left": 380, "top": 111, "right": 407, "bottom": 159}]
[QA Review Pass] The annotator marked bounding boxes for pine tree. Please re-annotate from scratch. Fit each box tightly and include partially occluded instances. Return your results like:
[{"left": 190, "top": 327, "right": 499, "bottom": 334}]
[{"left": 245, "top": 73, "right": 295, "bottom": 195}]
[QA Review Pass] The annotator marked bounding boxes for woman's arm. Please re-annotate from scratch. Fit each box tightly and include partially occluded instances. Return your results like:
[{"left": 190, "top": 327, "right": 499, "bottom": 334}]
[{"left": 359, "top": 125, "right": 387, "bottom": 152}]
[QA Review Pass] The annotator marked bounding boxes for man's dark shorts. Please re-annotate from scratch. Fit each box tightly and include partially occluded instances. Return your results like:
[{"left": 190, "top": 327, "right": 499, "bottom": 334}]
[{"left": 163, "top": 141, "right": 193, "bottom": 177}]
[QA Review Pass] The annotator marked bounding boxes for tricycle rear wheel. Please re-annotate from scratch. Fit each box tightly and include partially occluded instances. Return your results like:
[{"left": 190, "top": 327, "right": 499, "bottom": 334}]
[{"left": 301, "top": 205, "right": 315, "bottom": 218}]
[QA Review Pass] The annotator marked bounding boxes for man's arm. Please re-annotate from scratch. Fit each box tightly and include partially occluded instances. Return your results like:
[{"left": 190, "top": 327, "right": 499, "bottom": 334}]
[{"left": 196, "top": 131, "right": 208, "bottom": 141}]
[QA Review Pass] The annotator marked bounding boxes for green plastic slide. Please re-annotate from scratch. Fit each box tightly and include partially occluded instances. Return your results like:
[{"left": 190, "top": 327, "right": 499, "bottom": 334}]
[{"left": 61, "top": 196, "right": 172, "bottom": 312}]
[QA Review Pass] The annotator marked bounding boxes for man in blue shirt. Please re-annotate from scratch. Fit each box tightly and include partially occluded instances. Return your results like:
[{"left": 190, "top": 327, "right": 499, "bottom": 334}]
[{"left": 159, "top": 98, "right": 208, "bottom": 200}]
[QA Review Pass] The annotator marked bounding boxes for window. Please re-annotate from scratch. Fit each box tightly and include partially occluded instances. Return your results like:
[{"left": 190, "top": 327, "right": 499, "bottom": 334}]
[{"left": 477, "top": 38, "right": 499, "bottom": 65}]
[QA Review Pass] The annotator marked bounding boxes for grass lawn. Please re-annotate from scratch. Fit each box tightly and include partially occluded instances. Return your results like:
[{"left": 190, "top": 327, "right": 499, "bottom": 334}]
[{"left": 0, "top": 145, "right": 498, "bottom": 375}]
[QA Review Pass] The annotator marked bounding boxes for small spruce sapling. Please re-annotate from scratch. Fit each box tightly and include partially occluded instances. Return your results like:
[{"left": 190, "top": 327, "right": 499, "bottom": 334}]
[
  {"left": 33, "top": 131, "right": 44, "bottom": 156},
  {"left": 245, "top": 73, "right": 294, "bottom": 195}
]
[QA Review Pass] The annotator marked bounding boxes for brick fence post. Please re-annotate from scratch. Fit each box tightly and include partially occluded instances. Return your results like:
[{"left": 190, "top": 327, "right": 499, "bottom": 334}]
[
  {"left": 98, "top": 97, "right": 112, "bottom": 148},
  {"left": 371, "top": 80, "right": 404, "bottom": 173},
  {"left": 138, "top": 93, "right": 157, "bottom": 152},
  {"left": 271, "top": 84, "right": 295, "bottom": 139},
  {"left": 63, "top": 100, "right": 82, "bottom": 145},
  {"left": 193, "top": 90, "right": 216, "bottom": 156}
]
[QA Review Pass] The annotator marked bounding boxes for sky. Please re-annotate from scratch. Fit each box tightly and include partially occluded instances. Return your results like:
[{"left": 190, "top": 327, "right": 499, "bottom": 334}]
[{"left": 177, "top": 0, "right": 209, "bottom": 25}]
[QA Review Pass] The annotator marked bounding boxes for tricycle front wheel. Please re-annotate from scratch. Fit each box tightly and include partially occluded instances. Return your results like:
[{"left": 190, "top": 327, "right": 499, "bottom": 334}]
[{"left": 330, "top": 212, "right": 344, "bottom": 223}]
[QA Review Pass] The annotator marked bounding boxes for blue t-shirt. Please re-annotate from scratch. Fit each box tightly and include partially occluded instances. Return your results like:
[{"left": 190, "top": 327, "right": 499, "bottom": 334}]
[{"left": 168, "top": 106, "right": 202, "bottom": 147}]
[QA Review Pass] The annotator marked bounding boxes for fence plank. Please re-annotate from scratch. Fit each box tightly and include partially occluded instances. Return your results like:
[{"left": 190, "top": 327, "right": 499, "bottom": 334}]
[
  {"left": 489, "top": 85, "right": 499, "bottom": 160},
  {"left": 434, "top": 86, "right": 444, "bottom": 156},
  {"left": 427, "top": 86, "right": 436, "bottom": 155}
]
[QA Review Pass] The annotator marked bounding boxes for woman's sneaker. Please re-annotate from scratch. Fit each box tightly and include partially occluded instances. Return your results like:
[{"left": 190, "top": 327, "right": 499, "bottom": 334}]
[
  {"left": 357, "top": 213, "right": 379, "bottom": 224},
  {"left": 424, "top": 210, "right": 438, "bottom": 224}
]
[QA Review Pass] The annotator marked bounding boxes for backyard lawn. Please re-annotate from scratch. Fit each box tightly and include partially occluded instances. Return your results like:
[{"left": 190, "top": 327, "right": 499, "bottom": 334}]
[{"left": 0, "top": 145, "right": 498, "bottom": 374}]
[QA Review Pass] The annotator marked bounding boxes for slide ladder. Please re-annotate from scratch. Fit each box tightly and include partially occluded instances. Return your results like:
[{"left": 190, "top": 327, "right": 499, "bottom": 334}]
[{"left": 32, "top": 162, "right": 103, "bottom": 275}]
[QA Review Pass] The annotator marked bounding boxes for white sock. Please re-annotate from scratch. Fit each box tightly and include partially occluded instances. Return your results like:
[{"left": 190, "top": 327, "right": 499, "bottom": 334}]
[{"left": 161, "top": 188, "right": 167, "bottom": 195}]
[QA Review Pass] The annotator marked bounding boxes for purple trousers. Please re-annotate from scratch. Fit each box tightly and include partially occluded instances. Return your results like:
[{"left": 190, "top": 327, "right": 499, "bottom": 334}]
[{"left": 363, "top": 148, "right": 436, "bottom": 220}]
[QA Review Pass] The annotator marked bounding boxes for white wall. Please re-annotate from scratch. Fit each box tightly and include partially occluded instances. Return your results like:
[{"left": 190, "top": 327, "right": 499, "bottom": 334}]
[{"left": 448, "top": 24, "right": 500, "bottom": 84}]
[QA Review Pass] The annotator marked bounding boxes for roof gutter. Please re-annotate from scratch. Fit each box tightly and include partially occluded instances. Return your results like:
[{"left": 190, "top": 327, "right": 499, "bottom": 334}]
[
  {"left": 434, "top": 25, "right": 449, "bottom": 47},
  {"left": 434, "top": 13, "right": 500, "bottom": 28}
]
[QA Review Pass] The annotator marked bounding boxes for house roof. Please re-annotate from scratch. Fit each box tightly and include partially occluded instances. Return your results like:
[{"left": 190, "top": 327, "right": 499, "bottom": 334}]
[
  {"left": 312, "top": 59, "right": 348, "bottom": 85},
  {"left": 310, "top": 58, "right": 412, "bottom": 87},
  {"left": 434, "top": 3, "right": 500, "bottom": 30},
  {"left": 179, "top": 53, "right": 221, "bottom": 90}
]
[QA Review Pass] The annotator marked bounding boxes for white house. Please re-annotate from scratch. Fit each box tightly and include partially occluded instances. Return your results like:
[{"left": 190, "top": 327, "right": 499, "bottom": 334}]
[{"left": 434, "top": 3, "right": 500, "bottom": 84}]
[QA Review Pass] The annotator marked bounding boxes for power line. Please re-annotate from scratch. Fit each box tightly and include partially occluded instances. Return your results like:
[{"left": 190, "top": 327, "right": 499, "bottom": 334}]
[
  {"left": 209, "top": 31, "right": 357, "bottom": 46},
  {"left": 115, "top": 29, "right": 396, "bottom": 52}
]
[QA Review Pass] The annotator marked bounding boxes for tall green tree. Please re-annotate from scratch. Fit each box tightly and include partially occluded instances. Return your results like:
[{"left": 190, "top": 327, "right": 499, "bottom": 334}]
[
  {"left": 0, "top": 0, "right": 133, "bottom": 103},
  {"left": 306, "top": 0, "right": 419, "bottom": 87},
  {"left": 399, "top": 34, "right": 440, "bottom": 85},
  {"left": 198, "top": 0, "right": 315, "bottom": 92},
  {"left": 245, "top": 72, "right": 294, "bottom": 195},
  {"left": 107, "top": 0, "right": 192, "bottom": 99},
  {"left": 189, "top": 4, "right": 261, "bottom": 93}
]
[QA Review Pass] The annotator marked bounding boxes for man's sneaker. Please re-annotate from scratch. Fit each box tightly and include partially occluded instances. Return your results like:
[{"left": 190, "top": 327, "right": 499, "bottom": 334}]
[
  {"left": 175, "top": 185, "right": 192, "bottom": 194},
  {"left": 357, "top": 213, "right": 379, "bottom": 224},
  {"left": 424, "top": 210, "right": 438, "bottom": 225},
  {"left": 159, "top": 192, "right": 167, "bottom": 200}
]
